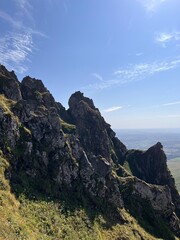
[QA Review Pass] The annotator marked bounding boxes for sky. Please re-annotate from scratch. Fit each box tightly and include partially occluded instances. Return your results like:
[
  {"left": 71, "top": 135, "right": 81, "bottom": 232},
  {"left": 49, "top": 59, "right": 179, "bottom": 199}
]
[{"left": 0, "top": 0, "right": 180, "bottom": 129}]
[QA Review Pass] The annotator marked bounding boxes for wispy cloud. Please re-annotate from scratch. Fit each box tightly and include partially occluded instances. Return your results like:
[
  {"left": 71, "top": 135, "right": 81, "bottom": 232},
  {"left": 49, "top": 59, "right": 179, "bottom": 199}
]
[
  {"left": 0, "top": 32, "right": 33, "bottom": 73},
  {"left": 84, "top": 57, "right": 180, "bottom": 90},
  {"left": 114, "top": 60, "right": 179, "bottom": 77},
  {"left": 136, "top": 52, "right": 143, "bottom": 56},
  {"left": 137, "top": 0, "right": 166, "bottom": 12},
  {"left": 0, "top": 2, "right": 46, "bottom": 73},
  {"left": 156, "top": 31, "right": 180, "bottom": 47},
  {"left": 0, "top": 10, "right": 22, "bottom": 28},
  {"left": 156, "top": 33, "right": 173, "bottom": 42},
  {"left": 15, "top": 0, "right": 33, "bottom": 21},
  {"left": 46, "top": 0, "right": 70, "bottom": 14},
  {"left": 92, "top": 73, "right": 103, "bottom": 81},
  {"left": 103, "top": 106, "right": 123, "bottom": 113},
  {"left": 15, "top": 0, "right": 32, "bottom": 11},
  {"left": 163, "top": 101, "right": 180, "bottom": 106}
]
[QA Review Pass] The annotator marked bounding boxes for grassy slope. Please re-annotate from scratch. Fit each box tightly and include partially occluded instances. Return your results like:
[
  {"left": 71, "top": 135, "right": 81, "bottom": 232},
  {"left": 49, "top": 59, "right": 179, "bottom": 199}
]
[
  {"left": 0, "top": 156, "right": 161, "bottom": 240},
  {"left": 168, "top": 157, "right": 180, "bottom": 192}
]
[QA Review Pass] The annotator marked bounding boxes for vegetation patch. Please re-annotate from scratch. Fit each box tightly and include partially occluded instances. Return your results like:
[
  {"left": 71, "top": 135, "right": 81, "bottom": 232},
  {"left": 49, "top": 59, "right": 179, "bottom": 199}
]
[
  {"left": 0, "top": 94, "right": 16, "bottom": 115},
  {"left": 60, "top": 119, "right": 76, "bottom": 134},
  {"left": 123, "top": 161, "right": 132, "bottom": 175}
]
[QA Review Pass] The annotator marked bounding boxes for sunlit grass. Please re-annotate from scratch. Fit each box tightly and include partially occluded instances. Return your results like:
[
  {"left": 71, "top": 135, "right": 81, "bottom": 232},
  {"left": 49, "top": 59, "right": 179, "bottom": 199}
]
[{"left": 168, "top": 157, "right": 180, "bottom": 192}]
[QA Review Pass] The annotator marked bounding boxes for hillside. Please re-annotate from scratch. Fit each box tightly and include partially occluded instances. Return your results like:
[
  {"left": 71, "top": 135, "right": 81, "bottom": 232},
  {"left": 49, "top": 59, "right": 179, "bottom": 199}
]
[
  {"left": 0, "top": 64, "right": 180, "bottom": 240},
  {"left": 0, "top": 159, "right": 159, "bottom": 240},
  {"left": 168, "top": 158, "right": 180, "bottom": 193}
]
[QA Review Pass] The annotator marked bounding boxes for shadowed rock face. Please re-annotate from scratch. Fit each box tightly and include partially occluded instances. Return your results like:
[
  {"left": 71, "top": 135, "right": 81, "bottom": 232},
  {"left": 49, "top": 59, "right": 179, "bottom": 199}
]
[
  {"left": 21, "top": 76, "right": 56, "bottom": 108},
  {"left": 125, "top": 142, "right": 168, "bottom": 184},
  {"left": 68, "top": 91, "right": 127, "bottom": 164},
  {"left": 0, "top": 65, "right": 21, "bottom": 101},
  {"left": 125, "top": 142, "right": 180, "bottom": 217},
  {"left": 0, "top": 65, "right": 180, "bottom": 238}
]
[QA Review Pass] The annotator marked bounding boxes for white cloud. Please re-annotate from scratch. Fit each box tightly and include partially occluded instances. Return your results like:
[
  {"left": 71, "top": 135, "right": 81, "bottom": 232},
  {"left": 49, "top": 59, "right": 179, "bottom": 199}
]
[
  {"left": 0, "top": 3, "right": 46, "bottom": 73},
  {"left": 156, "top": 33, "right": 172, "bottom": 42},
  {"left": 92, "top": 73, "right": 103, "bottom": 81},
  {"left": 0, "top": 32, "right": 33, "bottom": 73},
  {"left": 103, "top": 106, "right": 123, "bottom": 113},
  {"left": 113, "top": 59, "right": 180, "bottom": 82},
  {"left": 84, "top": 57, "right": 180, "bottom": 90},
  {"left": 137, "top": 0, "right": 167, "bottom": 12},
  {"left": 163, "top": 101, "right": 180, "bottom": 106},
  {"left": 156, "top": 31, "right": 180, "bottom": 47}
]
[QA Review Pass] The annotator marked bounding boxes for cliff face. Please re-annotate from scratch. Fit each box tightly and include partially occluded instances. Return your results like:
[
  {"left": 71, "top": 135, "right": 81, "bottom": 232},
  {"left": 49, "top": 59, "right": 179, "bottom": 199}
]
[
  {"left": 0, "top": 64, "right": 180, "bottom": 239},
  {"left": 68, "top": 91, "right": 127, "bottom": 164}
]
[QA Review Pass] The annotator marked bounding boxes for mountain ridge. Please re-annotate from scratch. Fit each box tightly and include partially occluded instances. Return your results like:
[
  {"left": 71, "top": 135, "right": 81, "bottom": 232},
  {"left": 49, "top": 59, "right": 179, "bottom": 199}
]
[{"left": 0, "top": 64, "right": 179, "bottom": 239}]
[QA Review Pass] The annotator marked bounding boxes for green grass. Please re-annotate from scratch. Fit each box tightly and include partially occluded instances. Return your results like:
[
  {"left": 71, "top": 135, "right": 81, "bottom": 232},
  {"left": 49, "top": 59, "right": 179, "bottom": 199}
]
[
  {"left": 16, "top": 196, "right": 100, "bottom": 240},
  {"left": 1, "top": 194, "right": 160, "bottom": 240},
  {"left": 0, "top": 154, "right": 164, "bottom": 240},
  {"left": 168, "top": 158, "right": 180, "bottom": 192},
  {"left": 0, "top": 137, "right": 178, "bottom": 240},
  {"left": 60, "top": 119, "right": 76, "bottom": 134},
  {"left": 0, "top": 94, "right": 20, "bottom": 130},
  {"left": 123, "top": 161, "right": 133, "bottom": 175},
  {"left": 0, "top": 94, "right": 16, "bottom": 114}
]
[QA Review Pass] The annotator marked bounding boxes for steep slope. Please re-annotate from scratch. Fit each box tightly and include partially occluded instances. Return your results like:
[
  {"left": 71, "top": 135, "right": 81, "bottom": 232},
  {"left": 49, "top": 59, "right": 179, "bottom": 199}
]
[
  {"left": 0, "top": 64, "right": 179, "bottom": 239},
  {"left": 1, "top": 151, "right": 160, "bottom": 240}
]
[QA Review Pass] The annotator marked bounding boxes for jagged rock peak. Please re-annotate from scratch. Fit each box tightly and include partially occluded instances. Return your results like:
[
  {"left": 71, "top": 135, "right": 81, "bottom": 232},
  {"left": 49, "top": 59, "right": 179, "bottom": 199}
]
[
  {"left": 124, "top": 141, "right": 180, "bottom": 217},
  {"left": 0, "top": 64, "right": 21, "bottom": 101},
  {"left": 21, "top": 76, "right": 49, "bottom": 100},
  {"left": 68, "top": 91, "right": 127, "bottom": 164},
  {"left": 69, "top": 91, "right": 96, "bottom": 111},
  {"left": 125, "top": 142, "right": 168, "bottom": 185},
  {"left": 21, "top": 76, "right": 56, "bottom": 109},
  {"left": 0, "top": 64, "right": 18, "bottom": 81},
  {"left": 21, "top": 76, "right": 48, "bottom": 93},
  {"left": 148, "top": 141, "right": 163, "bottom": 151},
  {"left": 155, "top": 141, "right": 163, "bottom": 148}
]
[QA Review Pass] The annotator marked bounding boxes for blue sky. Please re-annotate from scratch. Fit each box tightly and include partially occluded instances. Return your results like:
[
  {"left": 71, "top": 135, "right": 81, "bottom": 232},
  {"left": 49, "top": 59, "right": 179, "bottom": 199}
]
[{"left": 0, "top": 0, "right": 180, "bottom": 129}]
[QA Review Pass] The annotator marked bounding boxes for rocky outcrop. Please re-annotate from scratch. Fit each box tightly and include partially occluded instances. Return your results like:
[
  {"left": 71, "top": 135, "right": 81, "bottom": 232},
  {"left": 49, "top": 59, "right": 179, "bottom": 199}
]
[
  {"left": 124, "top": 142, "right": 180, "bottom": 217},
  {"left": 21, "top": 76, "right": 56, "bottom": 108},
  {"left": 0, "top": 65, "right": 22, "bottom": 101},
  {"left": 0, "top": 64, "right": 179, "bottom": 239},
  {"left": 68, "top": 91, "right": 127, "bottom": 165},
  {"left": 124, "top": 142, "right": 169, "bottom": 184},
  {"left": 0, "top": 97, "right": 20, "bottom": 152},
  {"left": 120, "top": 176, "right": 180, "bottom": 235}
]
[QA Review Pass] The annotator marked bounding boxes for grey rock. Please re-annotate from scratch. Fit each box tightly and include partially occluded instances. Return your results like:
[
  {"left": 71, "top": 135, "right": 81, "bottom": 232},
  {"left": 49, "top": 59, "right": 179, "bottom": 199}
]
[{"left": 0, "top": 65, "right": 22, "bottom": 101}]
